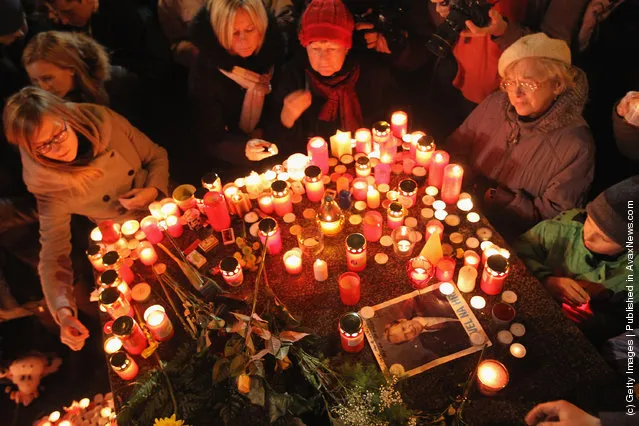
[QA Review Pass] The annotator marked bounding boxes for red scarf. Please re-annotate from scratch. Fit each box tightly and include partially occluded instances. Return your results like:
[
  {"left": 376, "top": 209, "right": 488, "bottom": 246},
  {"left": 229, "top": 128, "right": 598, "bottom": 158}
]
[{"left": 305, "top": 64, "right": 364, "bottom": 132}]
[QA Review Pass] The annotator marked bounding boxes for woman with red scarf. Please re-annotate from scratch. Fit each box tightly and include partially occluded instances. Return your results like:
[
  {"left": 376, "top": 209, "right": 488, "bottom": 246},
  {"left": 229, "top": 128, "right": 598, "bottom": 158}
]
[{"left": 265, "top": 0, "right": 401, "bottom": 155}]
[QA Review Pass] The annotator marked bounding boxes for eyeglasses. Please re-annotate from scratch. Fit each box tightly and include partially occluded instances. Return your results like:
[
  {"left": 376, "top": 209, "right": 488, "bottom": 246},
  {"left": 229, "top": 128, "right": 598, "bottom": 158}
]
[
  {"left": 499, "top": 79, "right": 545, "bottom": 94},
  {"left": 35, "top": 121, "right": 68, "bottom": 155}
]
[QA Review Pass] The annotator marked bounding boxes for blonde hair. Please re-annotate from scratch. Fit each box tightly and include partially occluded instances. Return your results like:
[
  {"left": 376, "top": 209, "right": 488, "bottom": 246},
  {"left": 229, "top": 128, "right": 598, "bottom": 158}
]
[
  {"left": 23, "top": 31, "right": 111, "bottom": 105},
  {"left": 208, "top": 0, "right": 268, "bottom": 54},
  {"left": 3, "top": 87, "right": 105, "bottom": 190},
  {"left": 505, "top": 57, "right": 578, "bottom": 94}
]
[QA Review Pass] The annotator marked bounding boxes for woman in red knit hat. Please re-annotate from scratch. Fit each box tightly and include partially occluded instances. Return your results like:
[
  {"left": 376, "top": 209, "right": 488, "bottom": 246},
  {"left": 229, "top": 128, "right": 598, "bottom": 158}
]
[{"left": 265, "top": 0, "right": 402, "bottom": 154}]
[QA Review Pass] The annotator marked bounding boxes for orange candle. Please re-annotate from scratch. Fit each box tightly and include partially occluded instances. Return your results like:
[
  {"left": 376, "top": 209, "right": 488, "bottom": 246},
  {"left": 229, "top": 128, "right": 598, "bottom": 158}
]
[
  {"left": 366, "top": 186, "right": 380, "bottom": 209},
  {"left": 109, "top": 351, "right": 139, "bottom": 381},
  {"left": 477, "top": 360, "right": 509, "bottom": 395}
]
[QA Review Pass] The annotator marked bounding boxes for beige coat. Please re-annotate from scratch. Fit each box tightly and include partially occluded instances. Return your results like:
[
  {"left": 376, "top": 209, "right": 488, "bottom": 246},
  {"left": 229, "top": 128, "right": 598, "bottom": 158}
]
[{"left": 19, "top": 104, "right": 169, "bottom": 322}]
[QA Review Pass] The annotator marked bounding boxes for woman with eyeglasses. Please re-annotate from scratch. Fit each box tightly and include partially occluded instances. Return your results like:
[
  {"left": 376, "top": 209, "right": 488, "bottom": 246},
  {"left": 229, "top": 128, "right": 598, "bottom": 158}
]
[
  {"left": 446, "top": 33, "right": 595, "bottom": 240},
  {"left": 2, "top": 87, "right": 169, "bottom": 351}
]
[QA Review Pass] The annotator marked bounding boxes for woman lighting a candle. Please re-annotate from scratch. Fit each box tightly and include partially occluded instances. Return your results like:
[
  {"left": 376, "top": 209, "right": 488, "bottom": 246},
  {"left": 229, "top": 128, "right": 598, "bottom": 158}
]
[{"left": 3, "top": 88, "right": 169, "bottom": 351}]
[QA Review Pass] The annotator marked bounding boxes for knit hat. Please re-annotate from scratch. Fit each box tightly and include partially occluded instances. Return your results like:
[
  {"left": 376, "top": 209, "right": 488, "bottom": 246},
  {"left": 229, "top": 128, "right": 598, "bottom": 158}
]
[
  {"left": 299, "top": 0, "right": 354, "bottom": 49},
  {"left": 0, "top": 0, "right": 24, "bottom": 36},
  {"left": 498, "top": 33, "right": 571, "bottom": 77},
  {"left": 586, "top": 175, "right": 639, "bottom": 247}
]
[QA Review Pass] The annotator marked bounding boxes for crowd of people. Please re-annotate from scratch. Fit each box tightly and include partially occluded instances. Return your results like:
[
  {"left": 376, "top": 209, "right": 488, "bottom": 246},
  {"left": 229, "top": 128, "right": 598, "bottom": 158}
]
[{"left": 0, "top": 0, "right": 637, "bottom": 423}]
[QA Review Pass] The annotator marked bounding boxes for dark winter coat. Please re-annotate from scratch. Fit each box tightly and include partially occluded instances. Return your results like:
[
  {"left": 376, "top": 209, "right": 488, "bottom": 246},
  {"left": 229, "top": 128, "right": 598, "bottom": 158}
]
[
  {"left": 447, "top": 68, "right": 595, "bottom": 236},
  {"left": 264, "top": 54, "right": 401, "bottom": 156}
]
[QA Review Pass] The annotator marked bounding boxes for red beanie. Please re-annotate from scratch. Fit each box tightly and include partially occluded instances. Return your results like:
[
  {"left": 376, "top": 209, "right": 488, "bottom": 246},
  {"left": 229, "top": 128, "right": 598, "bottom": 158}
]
[{"left": 299, "top": 0, "right": 354, "bottom": 49}]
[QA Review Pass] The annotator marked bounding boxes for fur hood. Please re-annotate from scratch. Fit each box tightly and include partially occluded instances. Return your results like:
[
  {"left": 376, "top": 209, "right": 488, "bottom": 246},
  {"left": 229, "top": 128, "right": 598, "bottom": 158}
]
[{"left": 190, "top": 6, "right": 286, "bottom": 74}]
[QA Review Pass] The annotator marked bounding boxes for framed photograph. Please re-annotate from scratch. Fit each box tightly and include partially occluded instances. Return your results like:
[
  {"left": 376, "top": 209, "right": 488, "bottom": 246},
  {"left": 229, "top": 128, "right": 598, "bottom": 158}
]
[
  {"left": 221, "top": 228, "right": 235, "bottom": 246},
  {"left": 360, "top": 284, "right": 491, "bottom": 378}
]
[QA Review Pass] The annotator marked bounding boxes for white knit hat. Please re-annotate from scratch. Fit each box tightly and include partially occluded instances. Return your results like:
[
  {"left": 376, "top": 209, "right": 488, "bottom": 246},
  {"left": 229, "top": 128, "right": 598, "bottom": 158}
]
[{"left": 498, "top": 33, "right": 571, "bottom": 77}]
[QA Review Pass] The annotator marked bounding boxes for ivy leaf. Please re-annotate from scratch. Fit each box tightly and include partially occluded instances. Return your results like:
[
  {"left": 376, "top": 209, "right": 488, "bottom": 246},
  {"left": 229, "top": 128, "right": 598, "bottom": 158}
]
[
  {"left": 213, "top": 358, "right": 230, "bottom": 384},
  {"left": 267, "top": 336, "right": 281, "bottom": 356},
  {"left": 246, "top": 376, "right": 265, "bottom": 407},
  {"left": 225, "top": 337, "right": 244, "bottom": 357},
  {"left": 230, "top": 354, "right": 248, "bottom": 377}
]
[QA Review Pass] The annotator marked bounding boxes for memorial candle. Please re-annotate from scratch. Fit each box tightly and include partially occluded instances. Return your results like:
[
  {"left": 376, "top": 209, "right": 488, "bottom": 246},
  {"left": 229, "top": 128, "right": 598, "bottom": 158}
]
[
  {"left": 480, "top": 254, "right": 510, "bottom": 295},
  {"left": 201, "top": 172, "right": 222, "bottom": 192},
  {"left": 407, "top": 256, "right": 435, "bottom": 289},
  {"left": 165, "top": 215, "right": 183, "bottom": 238},
  {"left": 403, "top": 157, "right": 416, "bottom": 175},
  {"left": 398, "top": 178, "right": 418, "bottom": 208},
  {"left": 386, "top": 202, "right": 405, "bottom": 229},
  {"left": 425, "top": 219, "right": 445, "bottom": 242},
  {"left": 245, "top": 171, "right": 262, "bottom": 197},
  {"left": 99, "top": 270, "right": 131, "bottom": 302},
  {"left": 345, "top": 233, "right": 367, "bottom": 272},
  {"left": 374, "top": 163, "right": 391, "bottom": 185},
  {"left": 314, "top": 259, "right": 328, "bottom": 281},
  {"left": 481, "top": 241, "right": 500, "bottom": 264},
  {"left": 304, "top": 165, "right": 325, "bottom": 202},
  {"left": 463, "top": 250, "right": 481, "bottom": 269},
  {"left": 143, "top": 305, "right": 174, "bottom": 342},
  {"left": 283, "top": 248, "right": 303, "bottom": 274},
  {"left": 441, "top": 164, "right": 464, "bottom": 204},
  {"left": 477, "top": 360, "right": 509, "bottom": 396},
  {"left": 355, "top": 156, "right": 371, "bottom": 177},
  {"left": 339, "top": 312, "right": 364, "bottom": 353},
  {"left": 160, "top": 199, "right": 180, "bottom": 219},
  {"left": 457, "top": 265, "right": 478, "bottom": 293},
  {"left": 286, "top": 153, "right": 310, "bottom": 181},
  {"left": 99, "top": 287, "right": 133, "bottom": 320},
  {"left": 258, "top": 218, "right": 282, "bottom": 254},
  {"left": 390, "top": 111, "right": 408, "bottom": 138},
  {"left": 351, "top": 177, "right": 368, "bottom": 201},
  {"left": 121, "top": 220, "right": 140, "bottom": 239},
  {"left": 415, "top": 134, "right": 435, "bottom": 167},
  {"left": 307, "top": 137, "right": 330, "bottom": 175},
  {"left": 110, "top": 351, "right": 139, "bottom": 381},
  {"left": 230, "top": 192, "right": 251, "bottom": 216},
  {"left": 330, "top": 130, "right": 352, "bottom": 159},
  {"left": 103, "top": 335, "right": 123, "bottom": 354},
  {"left": 220, "top": 257, "right": 244, "bottom": 286},
  {"left": 137, "top": 241, "right": 158, "bottom": 266},
  {"left": 436, "top": 256, "right": 456, "bottom": 282},
  {"left": 338, "top": 272, "right": 361, "bottom": 305},
  {"left": 366, "top": 186, "right": 380, "bottom": 209},
  {"left": 355, "top": 128, "right": 372, "bottom": 153},
  {"left": 90, "top": 226, "right": 103, "bottom": 243},
  {"left": 428, "top": 151, "right": 450, "bottom": 188},
  {"left": 222, "top": 184, "right": 240, "bottom": 215},
  {"left": 98, "top": 220, "right": 120, "bottom": 244},
  {"left": 113, "top": 315, "right": 148, "bottom": 355},
  {"left": 140, "top": 216, "right": 164, "bottom": 244},
  {"left": 258, "top": 193, "right": 275, "bottom": 214},
  {"left": 87, "top": 244, "right": 106, "bottom": 272},
  {"left": 318, "top": 195, "right": 345, "bottom": 236},
  {"left": 102, "top": 251, "right": 134, "bottom": 284},
  {"left": 362, "top": 211, "right": 383, "bottom": 242},
  {"left": 373, "top": 121, "right": 394, "bottom": 164},
  {"left": 271, "top": 180, "right": 293, "bottom": 216},
  {"left": 457, "top": 193, "right": 473, "bottom": 211}
]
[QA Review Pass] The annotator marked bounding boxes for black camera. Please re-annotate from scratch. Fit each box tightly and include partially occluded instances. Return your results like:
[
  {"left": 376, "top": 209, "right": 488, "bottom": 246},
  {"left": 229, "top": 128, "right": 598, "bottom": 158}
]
[
  {"left": 348, "top": 1, "right": 407, "bottom": 54},
  {"left": 427, "top": 0, "right": 492, "bottom": 58}
]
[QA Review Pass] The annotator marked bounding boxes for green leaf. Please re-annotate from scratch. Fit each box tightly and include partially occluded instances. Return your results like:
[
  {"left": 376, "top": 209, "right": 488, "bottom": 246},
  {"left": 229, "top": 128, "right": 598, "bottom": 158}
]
[
  {"left": 213, "top": 358, "right": 230, "bottom": 384},
  {"left": 230, "top": 354, "right": 248, "bottom": 377},
  {"left": 225, "top": 337, "right": 244, "bottom": 357}
]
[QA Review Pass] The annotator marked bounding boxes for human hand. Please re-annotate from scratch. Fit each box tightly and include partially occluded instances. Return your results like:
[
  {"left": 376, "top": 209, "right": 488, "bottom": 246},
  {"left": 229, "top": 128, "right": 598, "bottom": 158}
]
[
  {"left": 525, "top": 400, "right": 601, "bottom": 426},
  {"left": 281, "top": 90, "right": 312, "bottom": 128},
  {"left": 617, "top": 91, "right": 639, "bottom": 126},
  {"left": 58, "top": 309, "right": 89, "bottom": 351},
  {"left": 246, "top": 139, "right": 278, "bottom": 161},
  {"left": 544, "top": 277, "right": 591, "bottom": 307},
  {"left": 462, "top": 8, "right": 508, "bottom": 37},
  {"left": 354, "top": 22, "right": 392, "bottom": 54},
  {"left": 118, "top": 187, "right": 159, "bottom": 210},
  {"left": 430, "top": 0, "right": 450, "bottom": 19},
  {"left": 484, "top": 186, "right": 515, "bottom": 208}
]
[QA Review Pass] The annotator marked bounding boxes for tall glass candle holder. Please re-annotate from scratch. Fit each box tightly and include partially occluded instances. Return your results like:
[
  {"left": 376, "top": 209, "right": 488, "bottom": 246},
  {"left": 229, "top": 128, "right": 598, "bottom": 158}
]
[
  {"left": 355, "top": 128, "right": 372, "bottom": 154},
  {"left": 102, "top": 251, "right": 134, "bottom": 284},
  {"left": 351, "top": 177, "right": 368, "bottom": 201},
  {"left": 220, "top": 256, "right": 244, "bottom": 286},
  {"left": 283, "top": 248, "right": 303, "bottom": 274},
  {"left": 257, "top": 192, "right": 275, "bottom": 214},
  {"left": 112, "top": 315, "right": 148, "bottom": 355},
  {"left": 244, "top": 171, "right": 262, "bottom": 197},
  {"left": 415, "top": 134, "right": 435, "bottom": 167},
  {"left": 480, "top": 254, "right": 510, "bottom": 295},
  {"left": 160, "top": 198, "right": 180, "bottom": 219},
  {"left": 374, "top": 163, "right": 391, "bottom": 185},
  {"left": 330, "top": 130, "right": 352, "bottom": 159},
  {"left": 143, "top": 305, "right": 174, "bottom": 342},
  {"left": 304, "top": 165, "right": 325, "bottom": 202},
  {"left": 271, "top": 180, "right": 293, "bottom": 217},
  {"left": 441, "top": 164, "right": 464, "bottom": 204},
  {"left": 140, "top": 216, "right": 164, "bottom": 244},
  {"left": 339, "top": 312, "right": 364, "bottom": 353},
  {"left": 87, "top": 244, "right": 106, "bottom": 272},
  {"left": 386, "top": 202, "right": 405, "bottom": 229},
  {"left": 375, "top": 121, "right": 396, "bottom": 164},
  {"left": 201, "top": 172, "right": 222, "bottom": 192},
  {"left": 165, "top": 215, "right": 183, "bottom": 238},
  {"left": 307, "top": 137, "right": 330, "bottom": 175},
  {"left": 317, "top": 195, "right": 345, "bottom": 236},
  {"left": 355, "top": 156, "right": 371, "bottom": 177},
  {"left": 425, "top": 219, "right": 445, "bottom": 242},
  {"left": 428, "top": 151, "right": 450, "bottom": 188},
  {"left": 346, "top": 233, "right": 367, "bottom": 272},
  {"left": 398, "top": 178, "right": 418, "bottom": 208},
  {"left": 338, "top": 272, "right": 361, "bottom": 306},
  {"left": 258, "top": 218, "right": 283, "bottom": 255},
  {"left": 362, "top": 211, "right": 383, "bottom": 242},
  {"left": 230, "top": 192, "right": 251, "bottom": 216},
  {"left": 222, "top": 184, "right": 240, "bottom": 215},
  {"left": 366, "top": 186, "right": 380, "bottom": 209},
  {"left": 109, "top": 351, "right": 139, "bottom": 381},
  {"left": 99, "top": 270, "right": 131, "bottom": 302},
  {"left": 391, "top": 226, "right": 418, "bottom": 257},
  {"left": 99, "top": 287, "right": 133, "bottom": 320},
  {"left": 391, "top": 111, "right": 408, "bottom": 138},
  {"left": 407, "top": 256, "right": 435, "bottom": 289}
]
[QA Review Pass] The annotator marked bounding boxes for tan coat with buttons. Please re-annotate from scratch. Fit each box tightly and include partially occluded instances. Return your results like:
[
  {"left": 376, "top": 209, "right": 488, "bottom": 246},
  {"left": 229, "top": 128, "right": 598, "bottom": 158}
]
[{"left": 19, "top": 104, "right": 169, "bottom": 322}]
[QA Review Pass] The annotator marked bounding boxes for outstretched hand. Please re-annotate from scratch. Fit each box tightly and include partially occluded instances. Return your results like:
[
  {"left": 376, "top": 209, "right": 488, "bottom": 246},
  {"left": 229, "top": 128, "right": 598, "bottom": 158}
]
[
  {"left": 246, "top": 139, "right": 278, "bottom": 161},
  {"left": 525, "top": 400, "right": 601, "bottom": 426}
]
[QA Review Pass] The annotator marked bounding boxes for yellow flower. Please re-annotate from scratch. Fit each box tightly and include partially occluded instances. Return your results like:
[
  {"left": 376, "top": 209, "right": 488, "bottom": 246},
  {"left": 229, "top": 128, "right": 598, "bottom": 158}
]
[{"left": 153, "top": 413, "right": 189, "bottom": 426}]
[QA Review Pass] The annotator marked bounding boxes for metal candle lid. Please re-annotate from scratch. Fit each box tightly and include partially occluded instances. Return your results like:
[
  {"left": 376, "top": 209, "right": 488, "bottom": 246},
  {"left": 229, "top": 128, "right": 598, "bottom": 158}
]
[
  {"left": 220, "top": 256, "right": 240, "bottom": 273},
  {"left": 201, "top": 172, "right": 220, "bottom": 185},
  {"left": 346, "top": 233, "right": 366, "bottom": 251},
  {"left": 416, "top": 134, "right": 435, "bottom": 150},
  {"left": 99, "top": 287, "right": 121, "bottom": 305},
  {"left": 356, "top": 156, "right": 370, "bottom": 167},
  {"left": 340, "top": 312, "right": 363, "bottom": 335},
  {"left": 271, "top": 180, "right": 288, "bottom": 194},
  {"left": 109, "top": 351, "right": 130, "bottom": 371},
  {"left": 486, "top": 254, "right": 509, "bottom": 274},
  {"left": 399, "top": 179, "right": 417, "bottom": 194},
  {"left": 258, "top": 217, "right": 277, "bottom": 234},
  {"left": 87, "top": 244, "right": 101, "bottom": 256},
  {"left": 372, "top": 121, "right": 391, "bottom": 136},
  {"left": 99, "top": 269, "right": 119, "bottom": 286},
  {"left": 102, "top": 251, "right": 120, "bottom": 267},
  {"left": 388, "top": 202, "right": 403, "bottom": 213},
  {"left": 304, "top": 165, "right": 321, "bottom": 180},
  {"left": 112, "top": 315, "right": 134, "bottom": 336}
]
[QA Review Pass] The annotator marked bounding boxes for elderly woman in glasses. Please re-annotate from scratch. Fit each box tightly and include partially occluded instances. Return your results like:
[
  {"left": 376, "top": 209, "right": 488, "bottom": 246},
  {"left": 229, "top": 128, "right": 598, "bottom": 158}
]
[
  {"left": 446, "top": 33, "right": 595, "bottom": 239},
  {"left": 2, "top": 87, "right": 169, "bottom": 351}
]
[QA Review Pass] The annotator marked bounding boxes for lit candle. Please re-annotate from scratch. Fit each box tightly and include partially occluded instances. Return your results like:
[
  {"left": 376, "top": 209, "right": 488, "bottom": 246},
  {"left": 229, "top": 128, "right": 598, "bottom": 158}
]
[
  {"left": 439, "top": 281, "right": 455, "bottom": 296},
  {"left": 90, "top": 226, "right": 103, "bottom": 243},
  {"left": 481, "top": 241, "right": 500, "bottom": 264},
  {"left": 510, "top": 343, "right": 527, "bottom": 359},
  {"left": 165, "top": 215, "right": 183, "bottom": 238},
  {"left": 172, "top": 184, "right": 197, "bottom": 211},
  {"left": 271, "top": 180, "right": 293, "bottom": 217},
  {"left": 160, "top": 199, "right": 180, "bottom": 219},
  {"left": 257, "top": 193, "right": 274, "bottom": 214},
  {"left": 355, "top": 128, "right": 372, "bottom": 153},
  {"left": 99, "top": 287, "right": 133, "bottom": 320},
  {"left": 480, "top": 254, "right": 510, "bottom": 295},
  {"left": 103, "top": 335, "right": 123, "bottom": 354},
  {"left": 98, "top": 220, "right": 120, "bottom": 245},
  {"left": 415, "top": 134, "right": 435, "bottom": 167},
  {"left": 374, "top": 121, "right": 395, "bottom": 164},
  {"left": 138, "top": 241, "right": 158, "bottom": 266},
  {"left": 374, "top": 163, "right": 391, "bottom": 187},
  {"left": 425, "top": 219, "right": 444, "bottom": 242},
  {"left": 330, "top": 130, "right": 352, "bottom": 159},
  {"left": 366, "top": 186, "right": 380, "bottom": 209},
  {"left": 362, "top": 211, "right": 383, "bottom": 242},
  {"left": 283, "top": 248, "right": 303, "bottom": 275},
  {"left": 470, "top": 295, "right": 486, "bottom": 310},
  {"left": 432, "top": 200, "right": 447, "bottom": 211},
  {"left": 398, "top": 178, "right": 418, "bottom": 208},
  {"left": 121, "top": 220, "right": 140, "bottom": 238},
  {"left": 436, "top": 256, "right": 456, "bottom": 282},
  {"left": 304, "top": 165, "right": 325, "bottom": 202},
  {"left": 219, "top": 256, "right": 244, "bottom": 286},
  {"left": 477, "top": 360, "right": 509, "bottom": 396},
  {"left": 390, "top": 111, "right": 408, "bottom": 138},
  {"left": 245, "top": 171, "right": 262, "bottom": 197},
  {"left": 339, "top": 312, "right": 364, "bottom": 353},
  {"left": 386, "top": 202, "right": 405, "bottom": 229},
  {"left": 109, "top": 351, "right": 139, "bottom": 381},
  {"left": 392, "top": 226, "right": 417, "bottom": 257},
  {"left": 102, "top": 251, "right": 134, "bottom": 284},
  {"left": 317, "top": 195, "right": 345, "bottom": 236},
  {"left": 456, "top": 193, "right": 473, "bottom": 211},
  {"left": 144, "top": 305, "right": 174, "bottom": 342},
  {"left": 101, "top": 407, "right": 113, "bottom": 418},
  {"left": 230, "top": 192, "right": 251, "bottom": 216},
  {"left": 345, "top": 233, "right": 367, "bottom": 272},
  {"left": 258, "top": 218, "right": 283, "bottom": 255},
  {"left": 441, "top": 164, "right": 464, "bottom": 204},
  {"left": 463, "top": 250, "right": 481, "bottom": 269},
  {"left": 201, "top": 172, "right": 222, "bottom": 192},
  {"left": 355, "top": 156, "right": 371, "bottom": 177},
  {"left": 351, "top": 178, "right": 368, "bottom": 201},
  {"left": 86, "top": 244, "right": 106, "bottom": 272},
  {"left": 223, "top": 184, "right": 240, "bottom": 215},
  {"left": 286, "top": 153, "right": 310, "bottom": 181},
  {"left": 403, "top": 157, "right": 416, "bottom": 175},
  {"left": 457, "top": 265, "right": 478, "bottom": 293},
  {"left": 407, "top": 256, "right": 434, "bottom": 289},
  {"left": 112, "top": 315, "right": 148, "bottom": 355},
  {"left": 48, "top": 411, "right": 61, "bottom": 423},
  {"left": 99, "top": 269, "right": 131, "bottom": 302},
  {"left": 307, "top": 137, "right": 330, "bottom": 175},
  {"left": 467, "top": 212, "right": 481, "bottom": 223},
  {"left": 314, "top": 259, "right": 328, "bottom": 281},
  {"left": 140, "top": 216, "right": 164, "bottom": 244},
  {"left": 338, "top": 272, "right": 361, "bottom": 306},
  {"left": 428, "top": 151, "right": 450, "bottom": 188}
]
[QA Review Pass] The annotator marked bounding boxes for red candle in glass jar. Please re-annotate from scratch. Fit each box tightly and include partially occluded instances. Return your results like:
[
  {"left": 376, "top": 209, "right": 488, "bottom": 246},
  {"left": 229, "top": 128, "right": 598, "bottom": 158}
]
[
  {"left": 386, "top": 202, "right": 405, "bottom": 229},
  {"left": 424, "top": 219, "right": 445, "bottom": 242},
  {"left": 480, "top": 254, "right": 510, "bottom": 295},
  {"left": 407, "top": 256, "right": 435, "bottom": 289},
  {"left": 362, "top": 211, "right": 383, "bottom": 242},
  {"left": 220, "top": 256, "right": 244, "bottom": 286},
  {"left": 307, "top": 136, "right": 330, "bottom": 175},
  {"left": 271, "top": 180, "right": 293, "bottom": 216},
  {"left": 355, "top": 128, "right": 372, "bottom": 154},
  {"left": 258, "top": 218, "right": 282, "bottom": 255},
  {"left": 351, "top": 178, "right": 368, "bottom": 201},
  {"left": 428, "top": 151, "right": 450, "bottom": 188},
  {"left": 414, "top": 133, "right": 435, "bottom": 166},
  {"left": 109, "top": 351, "right": 139, "bottom": 381},
  {"left": 143, "top": 305, "right": 174, "bottom": 342},
  {"left": 374, "top": 163, "right": 391, "bottom": 185},
  {"left": 165, "top": 215, "right": 183, "bottom": 238},
  {"left": 390, "top": 111, "right": 408, "bottom": 138},
  {"left": 203, "top": 191, "right": 231, "bottom": 231},
  {"left": 98, "top": 220, "right": 120, "bottom": 244},
  {"left": 99, "top": 269, "right": 131, "bottom": 302},
  {"left": 436, "top": 256, "right": 456, "bottom": 282},
  {"left": 338, "top": 272, "right": 361, "bottom": 306},
  {"left": 102, "top": 251, "right": 134, "bottom": 284},
  {"left": 140, "top": 216, "right": 164, "bottom": 244},
  {"left": 112, "top": 315, "right": 148, "bottom": 355},
  {"left": 86, "top": 244, "right": 106, "bottom": 272},
  {"left": 441, "top": 164, "right": 464, "bottom": 204},
  {"left": 346, "top": 233, "right": 367, "bottom": 272},
  {"left": 99, "top": 287, "right": 133, "bottom": 320},
  {"left": 339, "top": 312, "right": 365, "bottom": 353},
  {"left": 398, "top": 178, "right": 418, "bottom": 208},
  {"left": 304, "top": 165, "right": 325, "bottom": 202}
]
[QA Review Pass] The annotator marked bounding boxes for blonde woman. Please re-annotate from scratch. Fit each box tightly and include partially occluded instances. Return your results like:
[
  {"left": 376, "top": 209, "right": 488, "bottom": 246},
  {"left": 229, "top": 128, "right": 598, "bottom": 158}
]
[
  {"left": 23, "top": 31, "right": 139, "bottom": 121},
  {"left": 2, "top": 87, "right": 169, "bottom": 351},
  {"left": 188, "top": 0, "right": 285, "bottom": 171}
]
